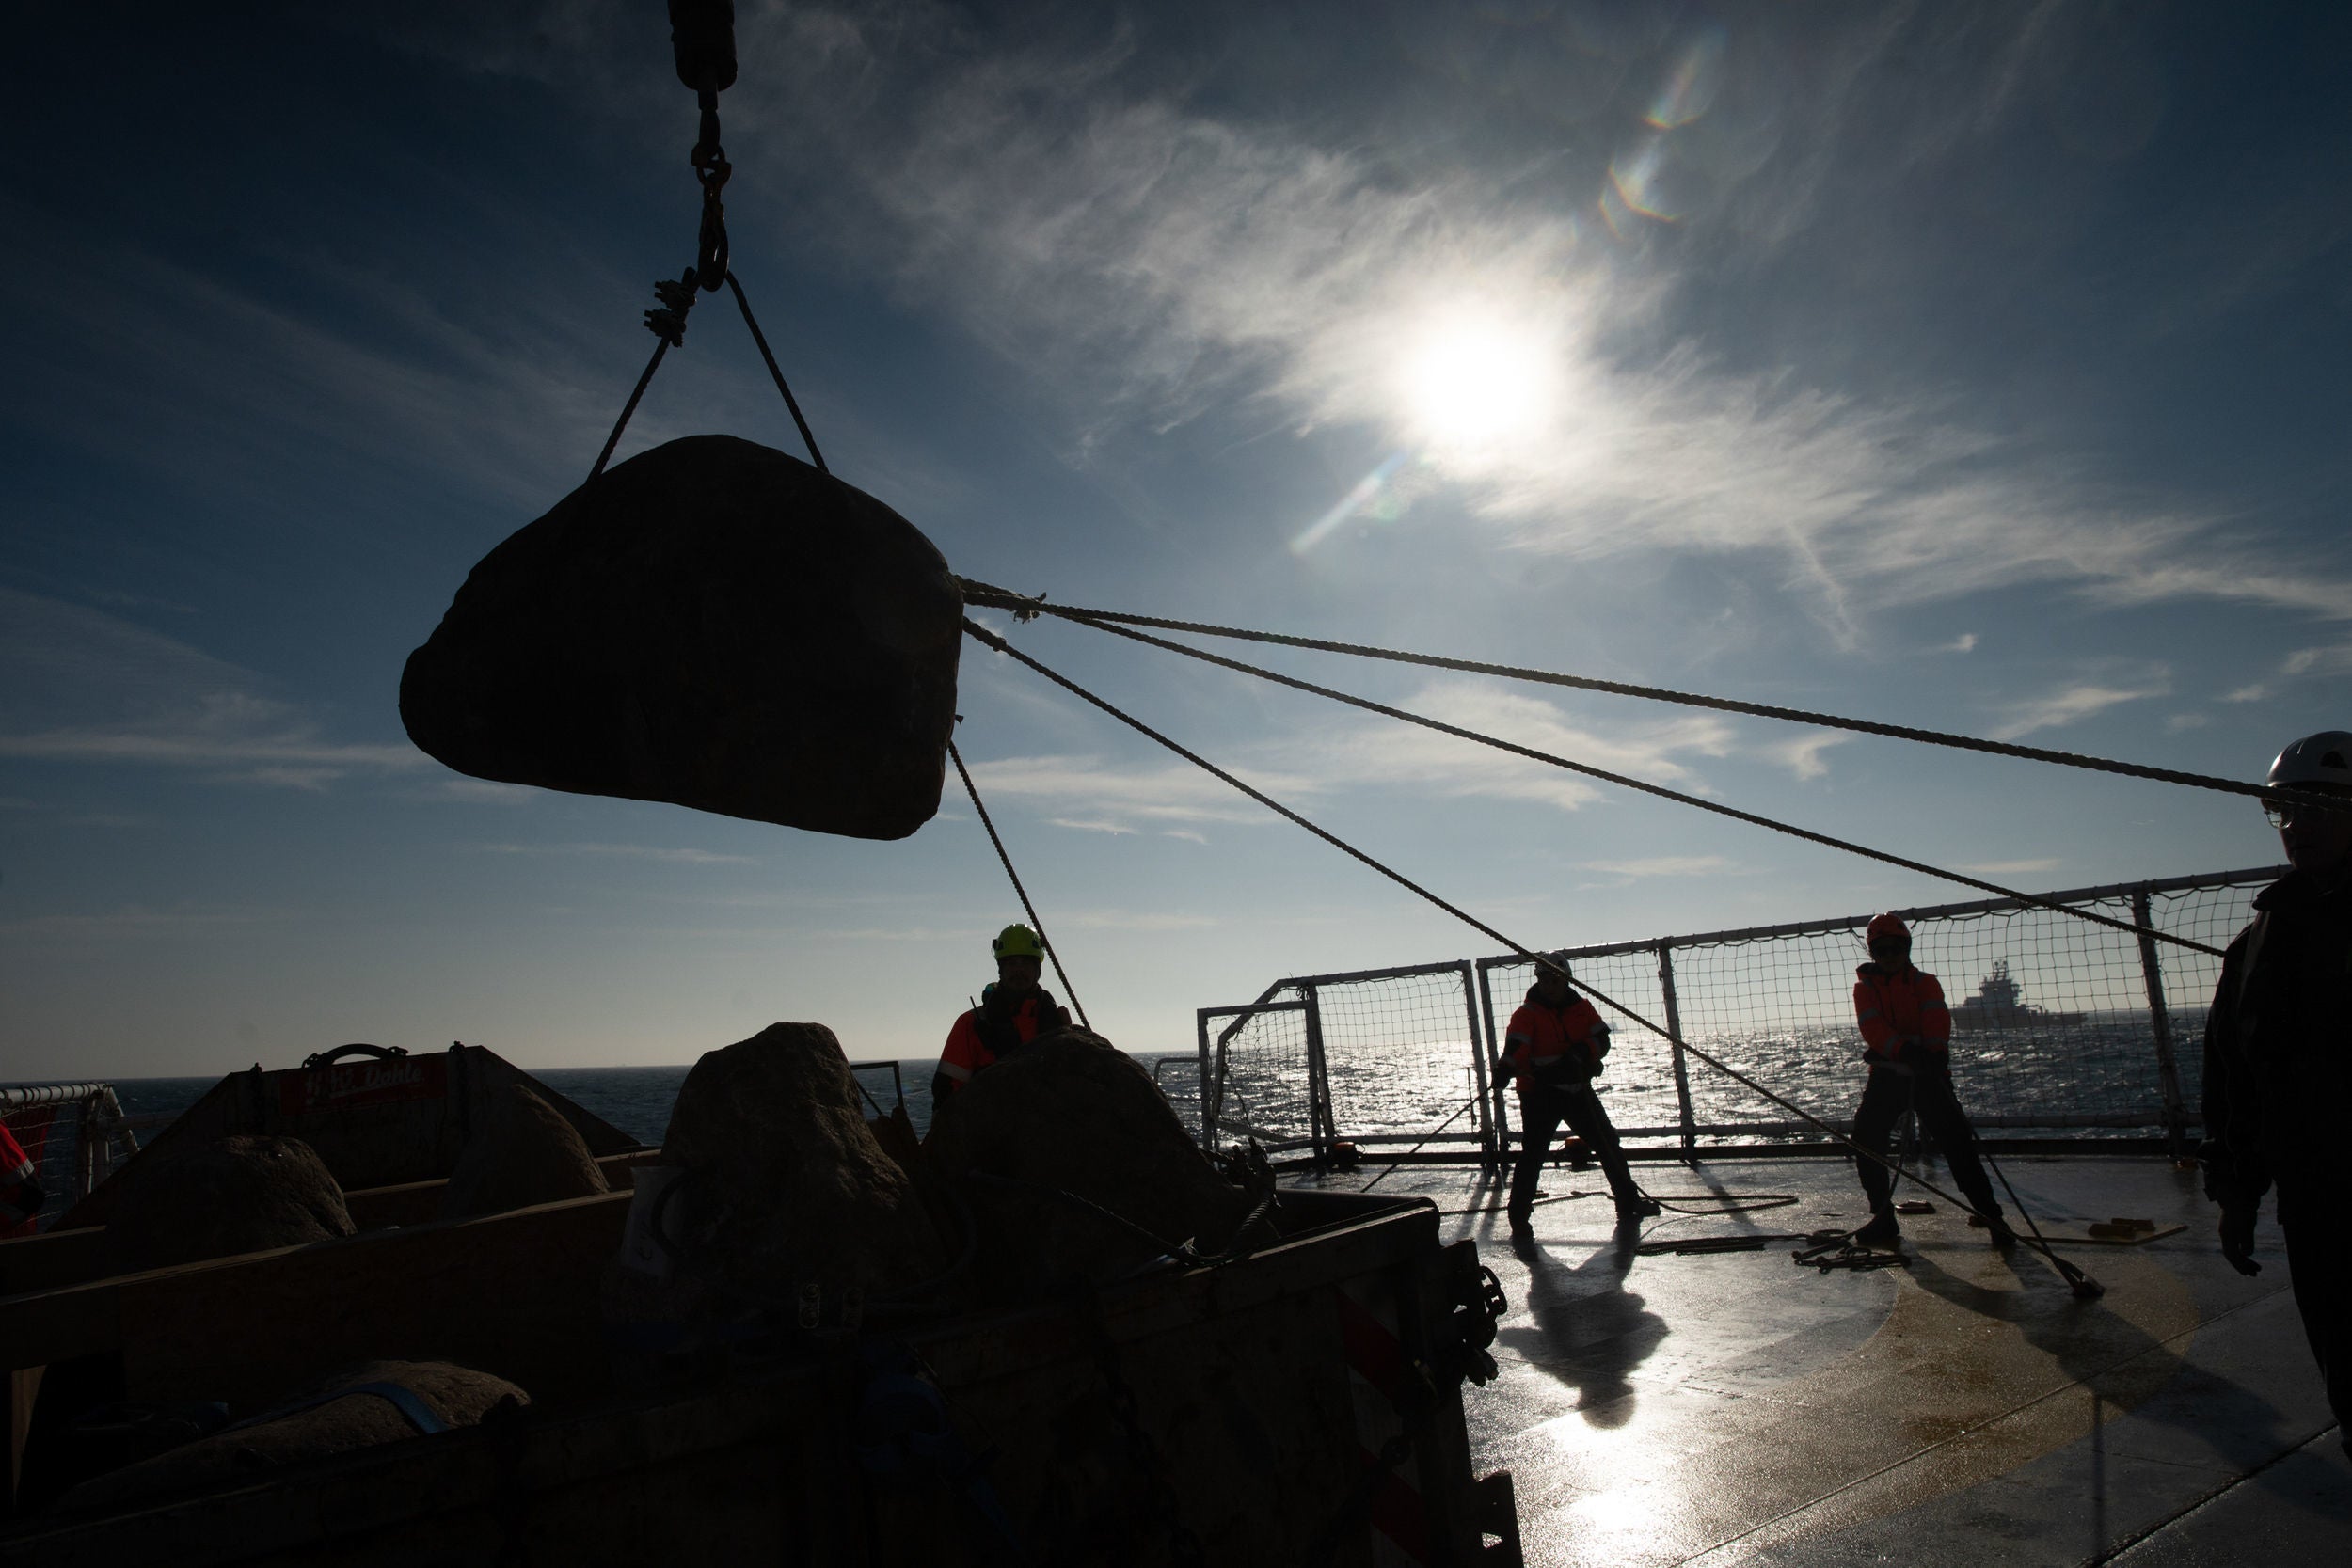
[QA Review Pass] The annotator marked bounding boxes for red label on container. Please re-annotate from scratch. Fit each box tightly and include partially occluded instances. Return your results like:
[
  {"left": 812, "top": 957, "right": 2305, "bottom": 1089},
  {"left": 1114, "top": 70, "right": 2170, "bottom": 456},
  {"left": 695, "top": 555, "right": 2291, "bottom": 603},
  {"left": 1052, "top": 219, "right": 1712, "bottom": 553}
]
[{"left": 278, "top": 1053, "right": 448, "bottom": 1116}]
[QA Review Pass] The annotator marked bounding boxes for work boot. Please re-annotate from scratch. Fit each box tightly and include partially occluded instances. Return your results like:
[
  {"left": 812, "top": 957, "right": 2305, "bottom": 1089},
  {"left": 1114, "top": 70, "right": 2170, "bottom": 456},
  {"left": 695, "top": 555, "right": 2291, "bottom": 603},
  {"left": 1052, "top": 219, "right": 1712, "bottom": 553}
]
[
  {"left": 1852, "top": 1211, "right": 1902, "bottom": 1248},
  {"left": 1505, "top": 1204, "right": 1534, "bottom": 1236},
  {"left": 1967, "top": 1209, "right": 2020, "bottom": 1250},
  {"left": 1615, "top": 1196, "right": 1661, "bottom": 1223}
]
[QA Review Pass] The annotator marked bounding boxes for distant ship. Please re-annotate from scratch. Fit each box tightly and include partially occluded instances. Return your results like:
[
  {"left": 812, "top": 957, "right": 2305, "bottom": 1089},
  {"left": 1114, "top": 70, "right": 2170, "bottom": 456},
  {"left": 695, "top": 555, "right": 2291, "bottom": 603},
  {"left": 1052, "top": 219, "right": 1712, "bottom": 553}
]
[{"left": 1948, "top": 959, "right": 2086, "bottom": 1033}]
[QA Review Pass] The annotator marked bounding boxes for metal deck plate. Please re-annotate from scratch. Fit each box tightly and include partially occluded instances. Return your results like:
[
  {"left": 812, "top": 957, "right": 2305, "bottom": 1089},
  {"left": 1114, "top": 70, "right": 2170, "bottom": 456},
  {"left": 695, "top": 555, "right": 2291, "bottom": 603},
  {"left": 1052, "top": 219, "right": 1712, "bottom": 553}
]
[{"left": 1294, "top": 1156, "right": 2350, "bottom": 1566}]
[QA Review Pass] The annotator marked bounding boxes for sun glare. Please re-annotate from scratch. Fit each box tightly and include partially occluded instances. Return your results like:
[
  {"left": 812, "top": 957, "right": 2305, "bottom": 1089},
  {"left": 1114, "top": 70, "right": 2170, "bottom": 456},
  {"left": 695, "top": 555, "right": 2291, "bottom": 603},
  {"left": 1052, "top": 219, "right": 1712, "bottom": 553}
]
[{"left": 1398, "top": 312, "right": 1559, "bottom": 455}]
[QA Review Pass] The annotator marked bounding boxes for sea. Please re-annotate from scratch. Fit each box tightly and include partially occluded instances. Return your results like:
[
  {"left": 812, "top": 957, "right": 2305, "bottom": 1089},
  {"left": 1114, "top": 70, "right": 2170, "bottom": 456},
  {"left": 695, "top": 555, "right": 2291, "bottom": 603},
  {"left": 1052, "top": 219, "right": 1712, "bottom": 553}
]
[{"left": 13, "top": 1017, "right": 2183, "bottom": 1229}]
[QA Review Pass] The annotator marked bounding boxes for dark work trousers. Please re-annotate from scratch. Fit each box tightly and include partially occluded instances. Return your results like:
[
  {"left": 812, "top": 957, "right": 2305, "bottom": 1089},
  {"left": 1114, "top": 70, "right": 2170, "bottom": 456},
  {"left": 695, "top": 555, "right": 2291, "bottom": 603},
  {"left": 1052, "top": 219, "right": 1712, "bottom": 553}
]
[
  {"left": 1510, "top": 1079, "right": 1639, "bottom": 1212},
  {"left": 1851, "top": 1062, "right": 2001, "bottom": 1219},
  {"left": 2279, "top": 1179, "right": 2352, "bottom": 1436}
]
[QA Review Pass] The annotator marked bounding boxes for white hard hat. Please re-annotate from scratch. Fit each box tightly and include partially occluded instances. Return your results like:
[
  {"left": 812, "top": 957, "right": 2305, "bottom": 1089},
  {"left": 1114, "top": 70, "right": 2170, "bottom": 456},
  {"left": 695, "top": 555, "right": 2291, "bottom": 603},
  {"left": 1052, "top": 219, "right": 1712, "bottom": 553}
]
[{"left": 2267, "top": 732, "right": 2352, "bottom": 790}]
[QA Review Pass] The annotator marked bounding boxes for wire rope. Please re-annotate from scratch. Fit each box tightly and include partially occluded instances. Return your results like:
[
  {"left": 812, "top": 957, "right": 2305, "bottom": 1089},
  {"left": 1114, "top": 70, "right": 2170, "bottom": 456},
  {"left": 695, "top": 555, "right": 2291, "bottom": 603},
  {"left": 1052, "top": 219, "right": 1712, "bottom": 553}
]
[
  {"left": 949, "top": 739, "right": 1090, "bottom": 1032},
  {"left": 964, "top": 618, "right": 2104, "bottom": 1297},
  {"left": 979, "top": 595, "right": 2221, "bottom": 958},
  {"left": 957, "top": 578, "right": 2333, "bottom": 816}
]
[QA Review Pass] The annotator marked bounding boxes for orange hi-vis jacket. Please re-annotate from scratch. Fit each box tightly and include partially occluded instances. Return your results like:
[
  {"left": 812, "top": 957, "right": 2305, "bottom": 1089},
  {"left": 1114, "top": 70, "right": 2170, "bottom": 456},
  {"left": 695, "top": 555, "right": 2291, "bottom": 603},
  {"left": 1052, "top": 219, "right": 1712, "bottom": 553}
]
[
  {"left": 1851, "top": 962, "right": 1950, "bottom": 1065},
  {"left": 938, "top": 985, "right": 1065, "bottom": 1092},
  {"left": 1504, "top": 990, "right": 1610, "bottom": 1094}
]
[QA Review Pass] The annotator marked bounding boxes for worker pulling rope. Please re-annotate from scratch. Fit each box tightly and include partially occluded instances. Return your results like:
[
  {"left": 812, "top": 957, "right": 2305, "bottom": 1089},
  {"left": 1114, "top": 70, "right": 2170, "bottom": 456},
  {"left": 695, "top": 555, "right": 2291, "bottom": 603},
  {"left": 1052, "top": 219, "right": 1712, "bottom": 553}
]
[
  {"left": 963, "top": 619, "right": 2105, "bottom": 1299},
  {"left": 957, "top": 579, "right": 2340, "bottom": 817},
  {"left": 949, "top": 739, "right": 1090, "bottom": 1033},
  {"left": 964, "top": 586, "right": 2221, "bottom": 958}
]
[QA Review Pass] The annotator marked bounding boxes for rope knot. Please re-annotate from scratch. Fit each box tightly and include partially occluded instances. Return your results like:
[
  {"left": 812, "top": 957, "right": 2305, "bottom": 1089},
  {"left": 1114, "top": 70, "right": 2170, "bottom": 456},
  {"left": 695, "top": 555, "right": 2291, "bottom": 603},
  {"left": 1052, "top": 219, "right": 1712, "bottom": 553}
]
[{"left": 643, "top": 273, "right": 699, "bottom": 347}]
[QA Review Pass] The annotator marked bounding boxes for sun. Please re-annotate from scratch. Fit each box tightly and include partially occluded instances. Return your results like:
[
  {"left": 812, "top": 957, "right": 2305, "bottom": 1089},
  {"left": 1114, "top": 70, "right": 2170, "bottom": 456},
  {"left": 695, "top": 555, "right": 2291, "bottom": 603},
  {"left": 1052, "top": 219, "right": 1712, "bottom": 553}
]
[{"left": 1396, "top": 310, "right": 1559, "bottom": 455}]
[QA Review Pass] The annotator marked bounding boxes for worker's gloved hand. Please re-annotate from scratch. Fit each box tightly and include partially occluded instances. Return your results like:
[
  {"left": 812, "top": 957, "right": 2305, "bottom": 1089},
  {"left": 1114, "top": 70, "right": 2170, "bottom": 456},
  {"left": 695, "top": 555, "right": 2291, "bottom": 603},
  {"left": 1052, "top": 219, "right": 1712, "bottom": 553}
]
[
  {"left": 1489, "top": 1053, "right": 1513, "bottom": 1084},
  {"left": 2218, "top": 1205, "right": 2262, "bottom": 1276},
  {"left": 1878, "top": 1057, "right": 1916, "bottom": 1079}
]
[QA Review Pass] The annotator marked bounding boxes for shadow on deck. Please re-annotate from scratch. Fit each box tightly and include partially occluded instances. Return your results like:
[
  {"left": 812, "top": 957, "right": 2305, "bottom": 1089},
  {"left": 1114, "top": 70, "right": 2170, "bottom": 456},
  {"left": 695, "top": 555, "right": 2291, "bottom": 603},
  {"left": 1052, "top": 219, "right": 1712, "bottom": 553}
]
[{"left": 1293, "top": 1154, "right": 2348, "bottom": 1567}]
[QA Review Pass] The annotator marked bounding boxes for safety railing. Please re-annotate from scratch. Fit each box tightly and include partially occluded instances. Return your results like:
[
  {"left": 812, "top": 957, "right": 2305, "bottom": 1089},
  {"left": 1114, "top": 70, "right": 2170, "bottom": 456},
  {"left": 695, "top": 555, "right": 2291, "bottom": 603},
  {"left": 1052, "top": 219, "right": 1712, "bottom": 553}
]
[
  {"left": 1, "top": 1082, "right": 151, "bottom": 1230},
  {"left": 1194, "top": 864, "right": 2280, "bottom": 1163}
]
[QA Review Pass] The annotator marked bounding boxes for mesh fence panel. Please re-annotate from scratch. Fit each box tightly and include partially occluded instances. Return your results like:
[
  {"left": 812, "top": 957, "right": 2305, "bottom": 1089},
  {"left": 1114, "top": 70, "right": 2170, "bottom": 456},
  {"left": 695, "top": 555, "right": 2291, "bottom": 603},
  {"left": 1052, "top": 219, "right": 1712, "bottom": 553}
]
[
  {"left": 1308, "top": 966, "right": 1486, "bottom": 1147},
  {"left": 1198, "top": 865, "right": 2275, "bottom": 1154},
  {"left": 1202, "top": 1004, "right": 1316, "bottom": 1150},
  {"left": 1482, "top": 950, "right": 1682, "bottom": 1135}
]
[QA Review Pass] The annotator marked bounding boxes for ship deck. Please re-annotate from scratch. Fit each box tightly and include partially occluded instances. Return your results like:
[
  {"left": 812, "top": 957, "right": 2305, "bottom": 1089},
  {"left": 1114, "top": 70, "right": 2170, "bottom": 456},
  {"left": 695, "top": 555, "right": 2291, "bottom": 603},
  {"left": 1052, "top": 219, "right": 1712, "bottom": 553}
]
[{"left": 1295, "top": 1152, "right": 2348, "bottom": 1566}]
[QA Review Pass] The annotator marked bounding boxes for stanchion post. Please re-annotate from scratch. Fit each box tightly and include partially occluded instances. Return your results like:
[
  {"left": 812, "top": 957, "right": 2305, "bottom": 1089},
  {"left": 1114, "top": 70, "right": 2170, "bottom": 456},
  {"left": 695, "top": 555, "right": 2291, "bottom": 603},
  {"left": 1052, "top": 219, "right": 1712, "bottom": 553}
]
[
  {"left": 1476, "top": 959, "right": 1512, "bottom": 1176},
  {"left": 1301, "top": 984, "right": 1335, "bottom": 1165},
  {"left": 1456, "top": 960, "right": 1495, "bottom": 1167},
  {"left": 1659, "top": 941, "right": 1697, "bottom": 1153},
  {"left": 2131, "top": 886, "right": 2189, "bottom": 1160},
  {"left": 1195, "top": 1007, "right": 1218, "bottom": 1152}
]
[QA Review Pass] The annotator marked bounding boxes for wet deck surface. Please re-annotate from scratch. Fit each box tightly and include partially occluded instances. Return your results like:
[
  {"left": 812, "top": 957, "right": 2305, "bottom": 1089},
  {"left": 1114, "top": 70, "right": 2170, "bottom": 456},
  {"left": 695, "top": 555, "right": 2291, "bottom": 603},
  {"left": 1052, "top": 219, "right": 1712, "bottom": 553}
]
[{"left": 1297, "top": 1154, "right": 2349, "bottom": 1565}]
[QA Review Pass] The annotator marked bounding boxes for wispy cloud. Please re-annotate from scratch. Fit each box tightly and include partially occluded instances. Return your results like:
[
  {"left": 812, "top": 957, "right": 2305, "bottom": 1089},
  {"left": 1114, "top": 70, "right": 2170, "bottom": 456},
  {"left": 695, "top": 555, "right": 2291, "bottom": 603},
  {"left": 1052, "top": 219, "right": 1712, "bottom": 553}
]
[
  {"left": 1578, "top": 854, "right": 1736, "bottom": 878},
  {"left": 1937, "top": 633, "right": 1979, "bottom": 654},
  {"left": 2223, "top": 684, "right": 2270, "bottom": 704},
  {"left": 1988, "top": 678, "right": 2169, "bottom": 741},
  {"left": 0, "top": 905, "right": 294, "bottom": 940},
  {"left": 687, "top": 6, "right": 2352, "bottom": 636},
  {"left": 2283, "top": 644, "right": 2352, "bottom": 678},
  {"left": 414, "top": 779, "right": 542, "bottom": 805},
  {"left": 1272, "top": 682, "right": 1735, "bottom": 814},
  {"left": 1756, "top": 730, "right": 1850, "bottom": 781},
  {"left": 0, "top": 589, "right": 424, "bottom": 790},
  {"left": 1047, "top": 816, "right": 1140, "bottom": 836},
  {"left": 473, "top": 842, "right": 756, "bottom": 865},
  {"left": 1061, "top": 911, "right": 1216, "bottom": 931},
  {"left": 964, "top": 753, "right": 1308, "bottom": 825},
  {"left": 2166, "top": 713, "right": 2209, "bottom": 733}
]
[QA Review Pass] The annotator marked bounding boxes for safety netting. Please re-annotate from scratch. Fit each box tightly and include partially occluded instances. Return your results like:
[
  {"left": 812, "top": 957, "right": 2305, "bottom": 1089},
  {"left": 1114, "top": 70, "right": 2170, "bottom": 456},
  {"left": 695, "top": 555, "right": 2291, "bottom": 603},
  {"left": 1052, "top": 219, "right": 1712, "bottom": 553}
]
[{"left": 1193, "top": 865, "right": 2276, "bottom": 1156}]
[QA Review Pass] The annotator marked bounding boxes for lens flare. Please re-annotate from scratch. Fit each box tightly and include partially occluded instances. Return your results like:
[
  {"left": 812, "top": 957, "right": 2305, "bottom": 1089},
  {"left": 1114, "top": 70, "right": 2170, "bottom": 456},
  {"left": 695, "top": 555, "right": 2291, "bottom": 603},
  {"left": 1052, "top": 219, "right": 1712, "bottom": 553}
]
[{"left": 1645, "top": 29, "right": 1725, "bottom": 129}]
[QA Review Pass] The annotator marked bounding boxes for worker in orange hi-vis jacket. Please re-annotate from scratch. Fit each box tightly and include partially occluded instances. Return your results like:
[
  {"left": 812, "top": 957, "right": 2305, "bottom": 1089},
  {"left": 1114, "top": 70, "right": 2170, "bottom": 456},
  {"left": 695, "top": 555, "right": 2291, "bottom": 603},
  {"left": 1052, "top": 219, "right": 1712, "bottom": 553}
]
[
  {"left": 931, "top": 923, "right": 1072, "bottom": 1103},
  {"left": 1847, "top": 913, "right": 2013, "bottom": 1251},
  {"left": 1495, "top": 954, "right": 1658, "bottom": 1233},
  {"left": 1, "top": 1119, "right": 45, "bottom": 1239}
]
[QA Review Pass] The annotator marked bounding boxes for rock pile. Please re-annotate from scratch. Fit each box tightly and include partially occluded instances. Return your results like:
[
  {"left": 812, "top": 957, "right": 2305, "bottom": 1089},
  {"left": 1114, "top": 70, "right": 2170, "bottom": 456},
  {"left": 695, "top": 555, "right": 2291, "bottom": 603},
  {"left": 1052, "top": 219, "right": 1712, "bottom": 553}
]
[
  {"left": 923, "top": 1029, "right": 1262, "bottom": 1292},
  {"left": 606, "top": 1023, "right": 949, "bottom": 1338},
  {"left": 440, "top": 1083, "right": 610, "bottom": 1220},
  {"left": 105, "top": 1135, "right": 355, "bottom": 1272},
  {"left": 59, "top": 1361, "right": 525, "bottom": 1512}
]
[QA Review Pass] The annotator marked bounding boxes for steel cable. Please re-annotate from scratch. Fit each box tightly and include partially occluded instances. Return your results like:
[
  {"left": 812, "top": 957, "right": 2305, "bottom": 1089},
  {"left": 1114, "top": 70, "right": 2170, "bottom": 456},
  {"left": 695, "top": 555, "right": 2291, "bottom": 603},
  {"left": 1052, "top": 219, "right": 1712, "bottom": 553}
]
[
  {"left": 971, "top": 595, "right": 2221, "bottom": 958},
  {"left": 958, "top": 578, "right": 2333, "bottom": 815},
  {"left": 963, "top": 619, "right": 2103, "bottom": 1297},
  {"left": 949, "top": 739, "right": 1090, "bottom": 1032}
]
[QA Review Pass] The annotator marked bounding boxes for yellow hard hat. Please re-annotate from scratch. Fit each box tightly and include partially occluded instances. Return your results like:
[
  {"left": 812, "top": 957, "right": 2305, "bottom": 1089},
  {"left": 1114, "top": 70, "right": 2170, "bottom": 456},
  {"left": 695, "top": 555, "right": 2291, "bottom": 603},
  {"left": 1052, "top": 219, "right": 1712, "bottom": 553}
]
[{"left": 992, "top": 923, "right": 1045, "bottom": 960}]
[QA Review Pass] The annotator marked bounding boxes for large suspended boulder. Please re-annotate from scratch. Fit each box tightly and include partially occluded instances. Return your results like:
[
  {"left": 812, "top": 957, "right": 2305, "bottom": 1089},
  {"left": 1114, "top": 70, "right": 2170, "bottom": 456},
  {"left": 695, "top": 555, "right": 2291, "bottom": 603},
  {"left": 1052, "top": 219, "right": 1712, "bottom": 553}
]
[
  {"left": 400, "top": 435, "right": 962, "bottom": 840},
  {"left": 924, "top": 1030, "right": 1258, "bottom": 1292},
  {"left": 58, "top": 1361, "right": 525, "bottom": 1513},
  {"left": 106, "top": 1135, "right": 355, "bottom": 1272},
  {"left": 440, "top": 1083, "right": 610, "bottom": 1220},
  {"left": 606, "top": 1022, "right": 948, "bottom": 1338}
]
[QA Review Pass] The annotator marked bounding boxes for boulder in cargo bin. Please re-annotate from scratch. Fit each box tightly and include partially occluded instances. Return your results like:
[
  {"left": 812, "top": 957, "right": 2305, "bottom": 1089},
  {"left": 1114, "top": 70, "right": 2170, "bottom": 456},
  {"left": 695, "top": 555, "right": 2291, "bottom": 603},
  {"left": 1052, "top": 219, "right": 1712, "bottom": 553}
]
[
  {"left": 105, "top": 1134, "right": 355, "bottom": 1272},
  {"left": 621, "top": 1022, "right": 948, "bottom": 1324},
  {"left": 440, "top": 1082, "right": 610, "bottom": 1219},
  {"left": 399, "top": 435, "right": 962, "bottom": 840},
  {"left": 924, "top": 1029, "right": 1258, "bottom": 1291},
  {"left": 58, "top": 1361, "right": 525, "bottom": 1513}
]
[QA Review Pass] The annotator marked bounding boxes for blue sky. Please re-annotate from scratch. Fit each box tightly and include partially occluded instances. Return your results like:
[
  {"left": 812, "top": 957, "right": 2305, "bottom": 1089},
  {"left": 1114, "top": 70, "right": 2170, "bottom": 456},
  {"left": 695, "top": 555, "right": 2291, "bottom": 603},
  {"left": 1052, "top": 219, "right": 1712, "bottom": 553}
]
[{"left": 4, "top": 2, "right": 2345, "bottom": 1080}]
